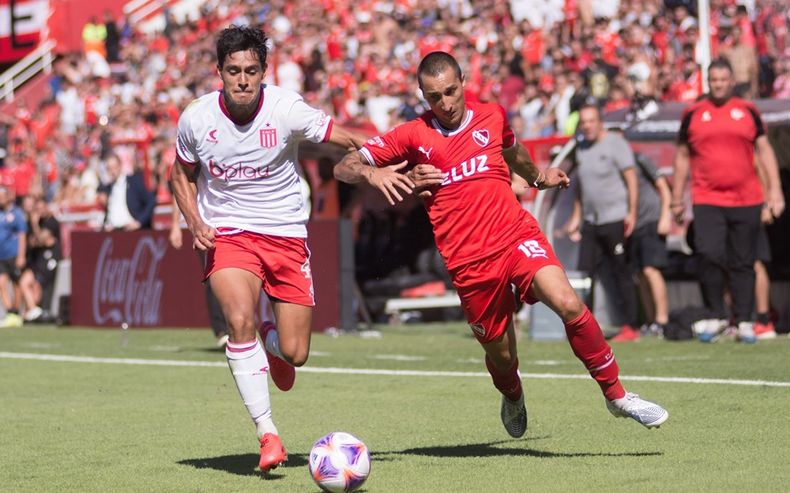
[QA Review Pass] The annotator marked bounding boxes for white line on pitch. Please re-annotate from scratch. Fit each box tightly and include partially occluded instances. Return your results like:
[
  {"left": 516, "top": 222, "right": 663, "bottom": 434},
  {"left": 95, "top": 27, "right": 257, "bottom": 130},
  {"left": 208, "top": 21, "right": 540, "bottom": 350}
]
[
  {"left": 369, "top": 354, "right": 427, "bottom": 361},
  {"left": 1, "top": 351, "right": 789, "bottom": 388}
]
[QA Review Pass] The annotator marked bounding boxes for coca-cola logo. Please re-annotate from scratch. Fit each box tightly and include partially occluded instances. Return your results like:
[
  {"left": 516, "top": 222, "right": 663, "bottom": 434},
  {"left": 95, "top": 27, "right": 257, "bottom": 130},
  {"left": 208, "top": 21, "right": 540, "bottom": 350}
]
[{"left": 92, "top": 236, "right": 167, "bottom": 326}]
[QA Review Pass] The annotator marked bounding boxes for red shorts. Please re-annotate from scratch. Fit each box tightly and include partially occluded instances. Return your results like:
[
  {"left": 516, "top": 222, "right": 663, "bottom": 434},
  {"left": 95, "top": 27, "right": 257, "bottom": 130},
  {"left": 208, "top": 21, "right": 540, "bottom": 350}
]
[
  {"left": 450, "top": 226, "right": 561, "bottom": 344},
  {"left": 204, "top": 230, "right": 314, "bottom": 306}
]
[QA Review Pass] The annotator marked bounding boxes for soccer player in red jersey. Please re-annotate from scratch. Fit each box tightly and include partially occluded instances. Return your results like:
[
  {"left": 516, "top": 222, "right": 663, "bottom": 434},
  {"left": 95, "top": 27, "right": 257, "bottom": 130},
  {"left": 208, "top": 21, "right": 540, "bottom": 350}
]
[
  {"left": 672, "top": 58, "right": 785, "bottom": 343},
  {"left": 335, "top": 52, "right": 669, "bottom": 435},
  {"left": 170, "top": 26, "right": 365, "bottom": 471}
]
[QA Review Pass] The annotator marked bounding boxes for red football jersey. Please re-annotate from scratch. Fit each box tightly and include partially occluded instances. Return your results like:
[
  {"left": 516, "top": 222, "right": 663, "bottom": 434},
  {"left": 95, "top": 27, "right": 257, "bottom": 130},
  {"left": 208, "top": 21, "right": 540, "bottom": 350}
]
[
  {"left": 359, "top": 100, "right": 535, "bottom": 269},
  {"left": 678, "top": 97, "right": 765, "bottom": 207}
]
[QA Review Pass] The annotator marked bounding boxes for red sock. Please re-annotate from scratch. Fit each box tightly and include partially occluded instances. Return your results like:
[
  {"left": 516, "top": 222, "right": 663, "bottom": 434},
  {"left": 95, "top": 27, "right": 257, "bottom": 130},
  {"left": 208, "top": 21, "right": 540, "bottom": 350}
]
[
  {"left": 564, "top": 307, "right": 626, "bottom": 401},
  {"left": 485, "top": 356, "right": 523, "bottom": 402}
]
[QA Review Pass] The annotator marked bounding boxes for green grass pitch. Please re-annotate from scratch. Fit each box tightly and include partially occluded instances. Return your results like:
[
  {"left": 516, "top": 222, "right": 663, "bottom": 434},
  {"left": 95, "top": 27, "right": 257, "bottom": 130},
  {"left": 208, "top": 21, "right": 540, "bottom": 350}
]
[{"left": 2, "top": 323, "right": 789, "bottom": 492}]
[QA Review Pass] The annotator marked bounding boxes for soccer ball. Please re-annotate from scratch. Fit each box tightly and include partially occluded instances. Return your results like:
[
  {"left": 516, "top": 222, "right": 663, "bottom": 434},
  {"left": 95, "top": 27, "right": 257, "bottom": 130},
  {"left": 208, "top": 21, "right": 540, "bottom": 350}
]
[{"left": 308, "top": 431, "right": 371, "bottom": 493}]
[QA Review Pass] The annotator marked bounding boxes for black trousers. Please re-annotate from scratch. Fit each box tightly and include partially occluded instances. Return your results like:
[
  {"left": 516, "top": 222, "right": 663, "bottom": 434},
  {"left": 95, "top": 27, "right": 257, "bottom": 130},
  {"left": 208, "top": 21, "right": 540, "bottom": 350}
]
[
  {"left": 692, "top": 204, "right": 761, "bottom": 323},
  {"left": 578, "top": 220, "right": 638, "bottom": 327}
]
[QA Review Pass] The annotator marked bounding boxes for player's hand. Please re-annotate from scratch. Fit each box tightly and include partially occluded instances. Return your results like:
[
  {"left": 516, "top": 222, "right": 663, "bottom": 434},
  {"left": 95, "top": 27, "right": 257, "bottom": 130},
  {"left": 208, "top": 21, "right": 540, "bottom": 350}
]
[
  {"left": 670, "top": 201, "right": 685, "bottom": 224},
  {"left": 624, "top": 211, "right": 636, "bottom": 238},
  {"left": 407, "top": 164, "right": 444, "bottom": 199},
  {"left": 169, "top": 226, "right": 183, "bottom": 249},
  {"left": 540, "top": 168, "right": 570, "bottom": 190},
  {"left": 190, "top": 221, "right": 217, "bottom": 251},
  {"left": 14, "top": 256, "right": 25, "bottom": 270},
  {"left": 367, "top": 161, "right": 415, "bottom": 205},
  {"left": 767, "top": 189, "right": 785, "bottom": 219}
]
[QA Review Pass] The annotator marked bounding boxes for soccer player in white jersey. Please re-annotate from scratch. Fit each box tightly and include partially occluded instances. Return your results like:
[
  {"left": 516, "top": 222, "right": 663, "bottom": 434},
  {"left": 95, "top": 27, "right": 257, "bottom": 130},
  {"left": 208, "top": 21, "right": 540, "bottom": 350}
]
[
  {"left": 335, "top": 51, "right": 668, "bottom": 438},
  {"left": 169, "top": 26, "right": 366, "bottom": 472}
]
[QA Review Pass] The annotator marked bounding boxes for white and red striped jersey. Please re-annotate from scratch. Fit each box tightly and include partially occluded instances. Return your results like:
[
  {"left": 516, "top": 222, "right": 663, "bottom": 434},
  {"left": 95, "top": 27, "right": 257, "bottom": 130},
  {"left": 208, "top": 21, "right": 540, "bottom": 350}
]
[{"left": 175, "top": 84, "right": 333, "bottom": 237}]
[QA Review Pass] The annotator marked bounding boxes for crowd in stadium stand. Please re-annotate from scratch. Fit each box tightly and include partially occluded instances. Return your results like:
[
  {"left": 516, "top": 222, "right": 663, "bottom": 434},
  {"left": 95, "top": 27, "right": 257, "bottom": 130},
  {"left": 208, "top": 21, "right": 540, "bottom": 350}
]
[{"left": 0, "top": 0, "right": 787, "bottom": 260}]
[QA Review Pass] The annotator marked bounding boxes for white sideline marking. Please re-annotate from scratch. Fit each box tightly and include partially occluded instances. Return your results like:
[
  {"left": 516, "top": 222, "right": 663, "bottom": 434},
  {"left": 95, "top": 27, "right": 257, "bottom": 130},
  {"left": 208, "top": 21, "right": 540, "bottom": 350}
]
[
  {"left": 1, "top": 351, "right": 789, "bottom": 388},
  {"left": 369, "top": 354, "right": 427, "bottom": 362}
]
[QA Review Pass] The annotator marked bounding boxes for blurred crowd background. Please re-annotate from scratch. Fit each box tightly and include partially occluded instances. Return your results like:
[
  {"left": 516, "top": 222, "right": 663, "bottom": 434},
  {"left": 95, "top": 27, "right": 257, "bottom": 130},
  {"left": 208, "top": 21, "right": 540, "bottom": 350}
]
[{"left": 0, "top": 0, "right": 788, "bottom": 324}]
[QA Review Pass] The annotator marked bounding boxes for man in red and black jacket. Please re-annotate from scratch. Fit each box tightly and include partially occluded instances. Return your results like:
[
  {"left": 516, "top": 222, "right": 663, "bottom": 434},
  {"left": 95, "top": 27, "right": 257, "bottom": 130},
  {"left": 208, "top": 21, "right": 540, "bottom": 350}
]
[{"left": 671, "top": 58, "right": 785, "bottom": 343}]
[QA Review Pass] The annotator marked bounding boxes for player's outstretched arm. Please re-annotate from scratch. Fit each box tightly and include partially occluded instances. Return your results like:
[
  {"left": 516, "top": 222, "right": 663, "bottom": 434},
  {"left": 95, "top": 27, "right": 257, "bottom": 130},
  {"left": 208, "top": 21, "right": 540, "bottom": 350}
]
[
  {"left": 169, "top": 160, "right": 216, "bottom": 251},
  {"left": 334, "top": 151, "right": 415, "bottom": 205},
  {"left": 504, "top": 142, "right": 570, "bottom": 190},
  {"left": 327, "top": 124, "right": 368, "bottom": 151}
]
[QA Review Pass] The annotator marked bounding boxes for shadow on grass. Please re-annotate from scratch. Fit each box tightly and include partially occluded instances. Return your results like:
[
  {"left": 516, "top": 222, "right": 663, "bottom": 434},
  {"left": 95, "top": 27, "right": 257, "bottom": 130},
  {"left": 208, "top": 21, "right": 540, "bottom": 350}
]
[
  {"left": 178, "top": 453, "right": 308, "bottom": 479},
  {"left": 375, "top": 439, "right": 663, "bottom": 459},
  {"left": 179, "top": 440, "right": 660, "bottom": 478}
]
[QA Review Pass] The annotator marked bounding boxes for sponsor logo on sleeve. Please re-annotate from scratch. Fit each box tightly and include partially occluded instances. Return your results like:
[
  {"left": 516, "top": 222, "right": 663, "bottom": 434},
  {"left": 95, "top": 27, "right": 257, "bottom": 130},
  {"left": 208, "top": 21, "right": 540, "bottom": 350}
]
[
  {"left": 315, "top": 111, "right": 330, "bottom": 127},
  {"left": 366, "top": 136, "right": 385, "bottom": 148}
]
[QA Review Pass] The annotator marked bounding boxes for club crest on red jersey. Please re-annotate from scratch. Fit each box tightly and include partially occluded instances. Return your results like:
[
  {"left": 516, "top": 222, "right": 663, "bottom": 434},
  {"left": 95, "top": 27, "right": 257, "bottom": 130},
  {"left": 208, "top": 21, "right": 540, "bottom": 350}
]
[
  {"left": 260, "top": 128, "right": 277, "bottom": 148},
  {"left": 472, "top": 129, "right": 489, "bottom": 147}
]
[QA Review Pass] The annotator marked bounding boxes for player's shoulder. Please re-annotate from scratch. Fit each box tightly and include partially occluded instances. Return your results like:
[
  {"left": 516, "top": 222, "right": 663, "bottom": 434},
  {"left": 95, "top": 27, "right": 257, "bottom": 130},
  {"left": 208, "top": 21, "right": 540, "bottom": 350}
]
[
  {"left": 387, "top": 113, "right": 431, "bottom": 136},
  {"left": 468, "top": 100, "right": 506, "bottom": 118},
  {"left": 178, "top": 91, "right": 220, "bottom": 128},
  {"left": 183, "top": 91, "right": 218, "bottom": 113}
]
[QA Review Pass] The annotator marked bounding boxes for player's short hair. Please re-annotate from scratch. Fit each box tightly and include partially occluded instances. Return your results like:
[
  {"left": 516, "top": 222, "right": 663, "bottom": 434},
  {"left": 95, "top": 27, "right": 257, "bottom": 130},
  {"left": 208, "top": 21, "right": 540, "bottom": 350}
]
[
  {"left": 417, "top": 51, "right": 463, "bottom": 87},
  {"left": 708, "top": 58, "right": 733, "bottom": 75},
  {"left": 216, "top": 25, "right": 269, "bottom": 69}
]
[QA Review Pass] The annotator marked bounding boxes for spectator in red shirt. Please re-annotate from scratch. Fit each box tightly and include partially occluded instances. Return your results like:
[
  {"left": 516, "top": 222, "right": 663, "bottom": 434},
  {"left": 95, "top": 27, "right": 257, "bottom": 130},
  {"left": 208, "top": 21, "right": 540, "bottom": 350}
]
[{"left": 671, "top": 58, "right": 785, "bottom": 343}]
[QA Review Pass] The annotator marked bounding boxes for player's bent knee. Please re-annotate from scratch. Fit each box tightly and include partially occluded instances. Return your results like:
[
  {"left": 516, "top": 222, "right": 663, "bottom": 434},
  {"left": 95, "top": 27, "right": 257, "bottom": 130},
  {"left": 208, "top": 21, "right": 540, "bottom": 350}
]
[
  {"left": 278, "top": 340, "right": 309, "bottom": 366},
  {"left": 283, "top": 350, "right": 308, "bottom": 367},
  {"left": 555, "top": 292, "right": 584, "bottom": 321}
]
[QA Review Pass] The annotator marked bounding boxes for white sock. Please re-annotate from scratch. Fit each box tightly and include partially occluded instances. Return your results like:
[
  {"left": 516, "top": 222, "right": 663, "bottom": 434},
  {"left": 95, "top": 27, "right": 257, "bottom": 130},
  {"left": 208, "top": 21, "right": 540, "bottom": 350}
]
[
  {"left": 263, "top": 326, "right": 284, "bottom": 360},
  {"left": 225, "top": 339, "right": 278, "bottom": 438}
]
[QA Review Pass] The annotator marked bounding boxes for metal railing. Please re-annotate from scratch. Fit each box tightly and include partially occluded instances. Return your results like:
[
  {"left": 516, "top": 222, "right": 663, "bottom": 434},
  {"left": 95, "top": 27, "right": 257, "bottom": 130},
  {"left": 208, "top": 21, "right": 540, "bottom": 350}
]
[{"left": 0, "top": 39, "right": 56, "bottom": 104}]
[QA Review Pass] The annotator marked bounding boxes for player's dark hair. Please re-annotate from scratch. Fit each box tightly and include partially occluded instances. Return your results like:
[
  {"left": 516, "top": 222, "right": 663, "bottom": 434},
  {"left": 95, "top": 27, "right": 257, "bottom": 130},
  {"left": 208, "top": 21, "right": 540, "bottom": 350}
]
[
  {"left": 216, "top": 25, "right": 268, "bottom": 69},
  {"left": 707, "top": 57, "right": 733, "bottom": 75},
  {"left": 417, "top": 51, "right": 463, "bottom": 87}
]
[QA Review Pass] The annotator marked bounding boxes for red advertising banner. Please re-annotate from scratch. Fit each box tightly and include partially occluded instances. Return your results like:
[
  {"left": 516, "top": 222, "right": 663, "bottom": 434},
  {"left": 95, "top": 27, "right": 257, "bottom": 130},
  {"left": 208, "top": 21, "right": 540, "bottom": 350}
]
[
  {"left": 69, "top": 221, "right": 350, "bottom": 331},
  {"left": 0, "top": 0, "right": 48, "bottom": 63}
]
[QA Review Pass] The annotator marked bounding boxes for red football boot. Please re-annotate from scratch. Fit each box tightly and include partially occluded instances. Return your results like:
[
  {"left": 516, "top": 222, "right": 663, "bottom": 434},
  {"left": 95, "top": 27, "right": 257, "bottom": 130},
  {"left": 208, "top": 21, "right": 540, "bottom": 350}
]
[
  {"left": 611, "top": 324, "right": 640, "bottom": 342},
  {"left": 259, "top": 433, "right": 287, "bottom": 472},
  {"left": 258, "top": 321, "right": 296, "bottom": 391}
]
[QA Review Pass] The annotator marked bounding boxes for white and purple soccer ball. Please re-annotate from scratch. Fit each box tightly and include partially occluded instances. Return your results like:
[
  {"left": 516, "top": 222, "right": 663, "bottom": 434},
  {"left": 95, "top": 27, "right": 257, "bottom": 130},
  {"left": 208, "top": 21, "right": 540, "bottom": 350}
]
[{"left": 308, "top": 432, "right": 371, "bottom": 493}]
